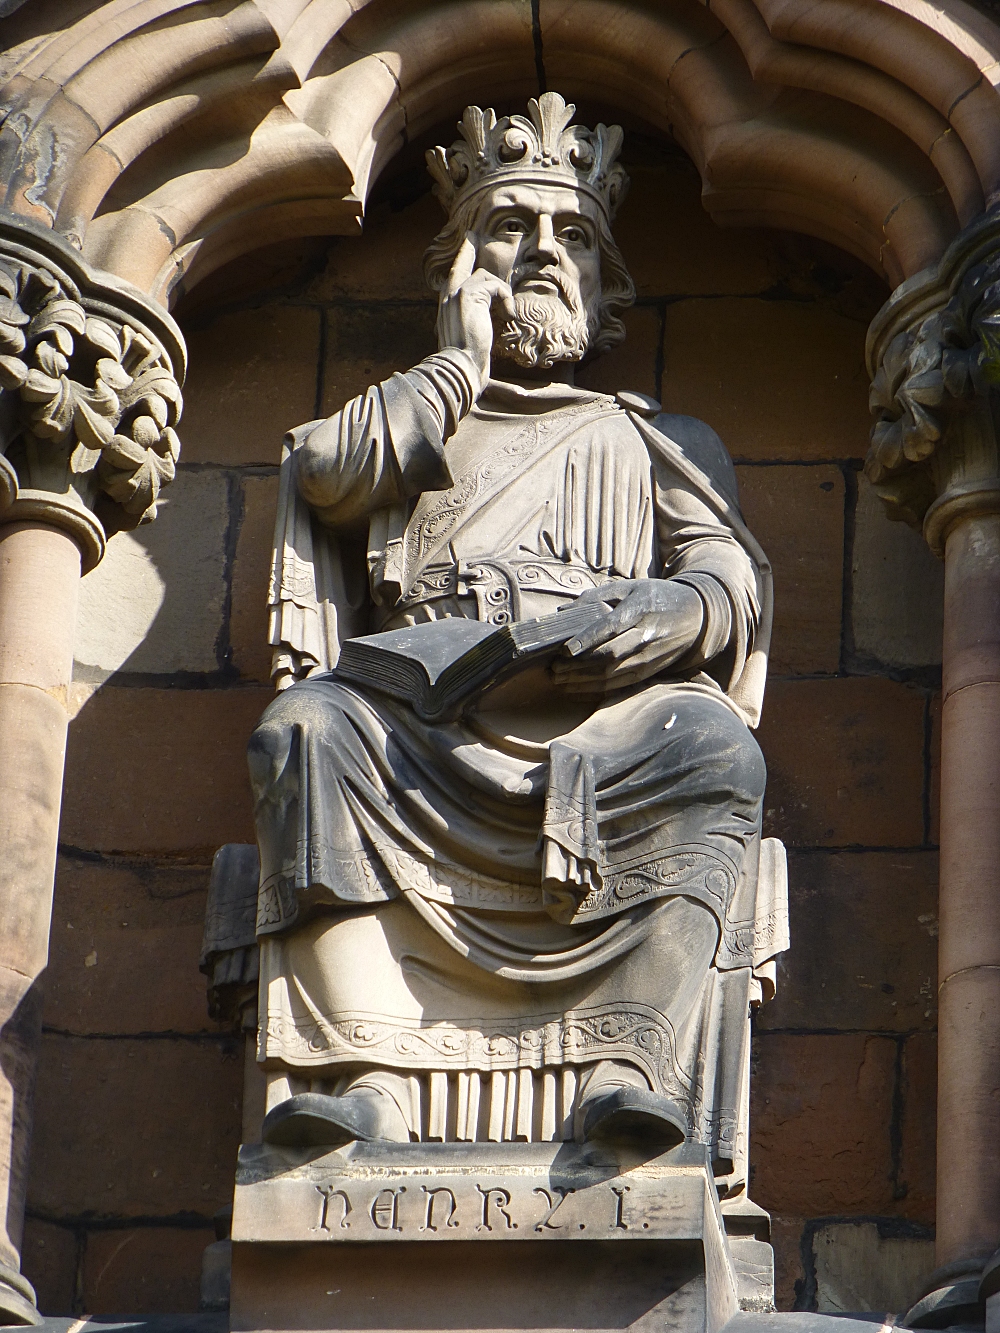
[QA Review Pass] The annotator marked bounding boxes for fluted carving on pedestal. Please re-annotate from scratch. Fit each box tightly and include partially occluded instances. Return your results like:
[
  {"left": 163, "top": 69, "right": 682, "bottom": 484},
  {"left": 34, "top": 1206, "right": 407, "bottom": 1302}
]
[{"left": 0, "top": 211, "right": 185, "bottom": 570}]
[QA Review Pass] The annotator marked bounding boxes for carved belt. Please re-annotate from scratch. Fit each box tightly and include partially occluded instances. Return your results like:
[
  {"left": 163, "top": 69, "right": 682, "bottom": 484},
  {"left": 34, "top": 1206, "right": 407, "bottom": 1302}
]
[{"left": 396, "top": 560, "right": 606, "bottom": 626}]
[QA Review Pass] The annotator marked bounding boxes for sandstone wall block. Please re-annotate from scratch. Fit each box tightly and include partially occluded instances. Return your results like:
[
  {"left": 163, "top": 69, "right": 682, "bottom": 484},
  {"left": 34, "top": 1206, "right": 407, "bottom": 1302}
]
[
  {"left": 82, "top": 1226, "right": 213, "bottom": 1315},
  {"left": 28, "top": 1034, "right": 241, "bottom": 1218},
  {"left": 660, "top": 300, "right": 871, "bottom": 462},
  {"left": 45, "top": 855, "right": 212, "bottom": 1036},
  {"left": 737, "top": 465, "right": 844, "bottom": 675},
  {"left": 758, "top": 850, "right": 938, "bottom": 1032},
  {"left": 74, "top": 470, "right": 230, "bottom": 681},
  {"left": 182, "top": 307, "right": 321, "bottom": 466},
  {"left": 751, "top": 1034, "right": 897, "bottom": 1215},
  {"left": 757, "top": 678, "right": 926, "bottom": 847},
  {"left": 852, "top": 475, "right": 944, "bottom": 669},
  {"left": 62, "top": 686, "right": 272, "bottom": 854}
]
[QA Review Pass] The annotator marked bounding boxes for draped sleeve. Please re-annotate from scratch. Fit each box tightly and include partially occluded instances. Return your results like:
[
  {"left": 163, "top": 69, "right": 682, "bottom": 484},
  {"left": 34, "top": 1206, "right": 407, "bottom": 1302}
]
[{"left": 267, "top": 349, "right": 482, "bottom": 687}]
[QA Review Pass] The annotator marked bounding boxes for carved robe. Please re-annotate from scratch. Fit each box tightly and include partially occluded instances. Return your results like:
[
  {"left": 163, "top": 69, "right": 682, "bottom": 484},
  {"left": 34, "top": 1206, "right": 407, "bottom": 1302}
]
[{"left": 250, "top": 352, "right": 786, "bottom": 1176}]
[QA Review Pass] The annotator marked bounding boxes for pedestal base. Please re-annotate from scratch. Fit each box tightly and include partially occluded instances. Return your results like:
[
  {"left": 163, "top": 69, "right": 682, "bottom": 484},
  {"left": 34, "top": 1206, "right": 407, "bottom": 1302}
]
[{"left": 230, "top": 1140, "right": 754, "bottom": 1333}]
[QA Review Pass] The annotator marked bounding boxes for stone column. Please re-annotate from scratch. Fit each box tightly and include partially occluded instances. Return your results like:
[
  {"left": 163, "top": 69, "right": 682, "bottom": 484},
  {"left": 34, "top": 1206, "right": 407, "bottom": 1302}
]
[
  {"left": 867, "top": 215, "right": 1000, "bottom": 1326},
  {"left": 0, "top": 213, "right": 185, "bottom": 1324}
]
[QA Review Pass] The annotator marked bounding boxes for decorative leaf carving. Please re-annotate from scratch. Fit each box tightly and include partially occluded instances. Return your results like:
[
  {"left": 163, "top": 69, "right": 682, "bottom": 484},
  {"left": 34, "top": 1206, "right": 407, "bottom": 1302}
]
[
  {"left": 866, "top": 251, "right": 1000, "bottom": 524},
  {"left": 0, "top": 253, "right": 183, "bottom": 530}
]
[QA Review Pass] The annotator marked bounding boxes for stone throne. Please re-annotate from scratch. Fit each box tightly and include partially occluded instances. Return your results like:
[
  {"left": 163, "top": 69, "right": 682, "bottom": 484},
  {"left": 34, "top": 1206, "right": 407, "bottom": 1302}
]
[
  {"left": 201, "top": 91, "right": 790, "bottom": 1333},
  {"left": 203, "top": 830, "right": 787, "bottom": 1331}
]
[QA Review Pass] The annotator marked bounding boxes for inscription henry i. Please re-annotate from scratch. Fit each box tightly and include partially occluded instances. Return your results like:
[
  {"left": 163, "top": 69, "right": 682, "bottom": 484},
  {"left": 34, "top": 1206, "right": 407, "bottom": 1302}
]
[{"left": 269, "top": 1171, "right": 686, "bottom": 1243}]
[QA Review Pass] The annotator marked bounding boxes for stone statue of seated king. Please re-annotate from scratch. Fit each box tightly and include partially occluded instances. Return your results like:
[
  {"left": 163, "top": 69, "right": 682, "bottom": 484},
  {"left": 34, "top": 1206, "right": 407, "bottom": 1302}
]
[{"left": 248, "top": 92, "right": 788, "bottom": 1203}]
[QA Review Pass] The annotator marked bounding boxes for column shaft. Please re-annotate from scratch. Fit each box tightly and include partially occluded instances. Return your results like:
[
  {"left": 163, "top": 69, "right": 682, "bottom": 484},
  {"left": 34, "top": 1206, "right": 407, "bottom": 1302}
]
[
  {"left": 0, "top": 522, "right": 80, "bottom": 1323},
  {"left": 937, "top": 512, "right": 1000, "bottom": 1270}
]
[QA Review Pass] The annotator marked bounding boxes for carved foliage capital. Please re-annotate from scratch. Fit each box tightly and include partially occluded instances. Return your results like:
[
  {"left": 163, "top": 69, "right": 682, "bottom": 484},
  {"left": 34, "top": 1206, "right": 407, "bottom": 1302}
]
[
  {"left": 0, "top": 213, "right": 185, "bottom": 570},
  {"left": 866, "top": 212, "right": 1000, "bottom": 536}
]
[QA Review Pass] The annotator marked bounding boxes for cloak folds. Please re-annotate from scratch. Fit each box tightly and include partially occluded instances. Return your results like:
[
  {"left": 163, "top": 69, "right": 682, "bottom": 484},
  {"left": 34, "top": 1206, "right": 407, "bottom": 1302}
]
[{"left": 250, "top": 368, "right": 787, "bottom": 1164}]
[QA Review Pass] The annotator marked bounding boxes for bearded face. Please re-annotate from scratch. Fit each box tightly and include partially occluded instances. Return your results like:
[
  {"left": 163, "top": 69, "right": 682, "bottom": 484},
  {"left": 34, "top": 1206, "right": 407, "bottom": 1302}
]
[
  {"left": 424, "top": 179, "right": 634, "bottom": 371},
  {"left": 494, "top": 268, "right": 602, "bottom": 369}
]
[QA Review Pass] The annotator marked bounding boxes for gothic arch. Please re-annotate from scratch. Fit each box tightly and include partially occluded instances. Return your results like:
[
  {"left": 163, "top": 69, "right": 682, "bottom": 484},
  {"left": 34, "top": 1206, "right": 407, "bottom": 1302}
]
[{"left": 1, "top": 0, "right": 999, "bottom": 304}]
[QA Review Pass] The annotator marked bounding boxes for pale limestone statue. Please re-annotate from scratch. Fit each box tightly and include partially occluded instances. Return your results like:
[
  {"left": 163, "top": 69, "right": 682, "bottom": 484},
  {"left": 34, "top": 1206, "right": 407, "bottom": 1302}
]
[{"left": 250, "top": 94, "right": 787, "bottom": 1197}]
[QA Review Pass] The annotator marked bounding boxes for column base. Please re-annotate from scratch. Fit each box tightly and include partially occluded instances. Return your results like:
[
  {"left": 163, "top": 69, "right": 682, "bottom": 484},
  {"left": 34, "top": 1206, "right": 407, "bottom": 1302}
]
[
  {"left": 0, "top": 1260, "right": 40, "bottom": 1326},
  {"left": 905, "top": 1259, "right": 987, "bottom": 1329},
  {"left": 230, "top": 1139, "right": 753, "bottom": 1333}
]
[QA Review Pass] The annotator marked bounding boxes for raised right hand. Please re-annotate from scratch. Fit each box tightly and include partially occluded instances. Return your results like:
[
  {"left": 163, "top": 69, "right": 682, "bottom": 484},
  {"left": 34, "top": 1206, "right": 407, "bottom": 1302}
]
[{"left": 436, "top": 237, "right": 515, "bottom": 385}]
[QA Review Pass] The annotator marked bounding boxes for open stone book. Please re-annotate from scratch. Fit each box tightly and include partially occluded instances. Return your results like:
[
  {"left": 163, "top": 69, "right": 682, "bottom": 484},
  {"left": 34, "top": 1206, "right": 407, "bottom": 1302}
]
[{"left": 333, "top": 599, "right": 608, "bottom": 720}]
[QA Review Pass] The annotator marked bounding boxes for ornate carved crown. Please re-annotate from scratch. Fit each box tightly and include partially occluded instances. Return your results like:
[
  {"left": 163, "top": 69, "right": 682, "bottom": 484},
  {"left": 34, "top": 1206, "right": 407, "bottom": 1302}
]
[{"left": 426, "top": 92, "right": 628, "bottom": 220}]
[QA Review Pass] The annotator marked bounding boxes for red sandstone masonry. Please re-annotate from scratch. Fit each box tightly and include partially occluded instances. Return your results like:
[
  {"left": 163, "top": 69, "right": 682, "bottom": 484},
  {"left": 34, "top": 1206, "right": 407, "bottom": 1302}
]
[
  {"left": 62, "top": 687, "right": 272, "bottom": 855},
  {"left": 27, "top": 1035, "right": 241, "bottom": 1219},
  {"left": 737, "top": 465, "right": 845, "bottom": 676},
  {"left": 757, "top": 678, "right": 926, "bottom": 847},
  {"left": 751, "top": 1034, "right": 898, "bottom": 1216},
  {"left": 758, "top": 850, "right": 938, "bottom": 1033},
  {"left": 45, "top": 856, "right": 212, "bottom": 1036},
  {"left": 660, "top": 299, "right": 872, "bottom": 463},
  {"left": 181, "top": 306, "right": 320, "bottom": 467},
  {"left": 82, "top": 1227, "right": 214, "bottom": 1315}
]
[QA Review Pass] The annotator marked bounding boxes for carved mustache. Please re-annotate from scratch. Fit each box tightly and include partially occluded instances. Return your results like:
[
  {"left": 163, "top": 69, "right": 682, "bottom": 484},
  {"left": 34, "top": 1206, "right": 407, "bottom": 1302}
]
[{"left": 510, "top": 266, "right": 579, "bottom": 308}]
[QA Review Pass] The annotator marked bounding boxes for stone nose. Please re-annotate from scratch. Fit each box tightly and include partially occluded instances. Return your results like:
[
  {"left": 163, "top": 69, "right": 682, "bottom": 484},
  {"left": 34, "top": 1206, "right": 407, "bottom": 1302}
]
[{"left": 524, "top": 214, "right": 559, "bottom": 263}]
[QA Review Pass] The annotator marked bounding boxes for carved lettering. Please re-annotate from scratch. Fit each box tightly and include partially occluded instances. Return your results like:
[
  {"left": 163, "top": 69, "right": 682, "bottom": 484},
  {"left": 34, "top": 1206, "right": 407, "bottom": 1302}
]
[
  {"left": 371, "top": 1186, "right": 406, "bottom": 1231},
  {"left": 610, "top": 1184, "right": 631, "bottom": 1230},
  {"left": 475, "top": 1184, "right": 516, "bottom": 1231},
  {"left": 420, "top": 1185, "right": 459, "bottom": 1231},
  {"left": 312, "top": 1185, "right": 351, "bottom": 1231},
  {"left": 532, "top": 1185, "right": 576, "bottom": 1231}
]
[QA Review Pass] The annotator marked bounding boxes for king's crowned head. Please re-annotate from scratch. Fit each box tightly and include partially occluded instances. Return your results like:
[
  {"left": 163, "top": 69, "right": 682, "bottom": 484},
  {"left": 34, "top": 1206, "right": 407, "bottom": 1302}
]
[{"left": 423, "top": 93, "right": 636, "bottom": 369}]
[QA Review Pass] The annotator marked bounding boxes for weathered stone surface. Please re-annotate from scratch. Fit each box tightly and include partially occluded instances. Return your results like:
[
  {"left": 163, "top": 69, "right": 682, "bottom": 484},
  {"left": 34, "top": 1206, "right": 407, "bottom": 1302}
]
[
  {"left": 898, "top": 1033, "right": 937, "bottom": 1225},
  {"left": 233, "top": 1141, "right": 727, "bottom": 1244},
  {"left": 44, "top": 855, "right": 211, "bottom": 1036},
  {"left": 577, "top": 305, "right": 661, "bottom": 399},
  {"left": 28, "top": 1034, "right": 241, "bottom": 1218},
  {"left": 612, "top": 159, "right": 778, "bottom": 298},
  {"left": 231, "top": 474, "right": 280, "bottom": 685},
  {"left": 321, "top": 303, "right": 437, "bottom": 413},
  {"left": 758, "top": 850, "right": 938, "bottom": 1032},
  {"left": 62, "top": 686, "right": 271, "bottom": 854},
  {"left": 82, "top": 1226, "right": 213, "bottom": 1315},
  {"left": 305, "top": 195, "right": 445, "bottom": 302},
  {"left": 750, "top": 1034, "right": 896, "bottom": 1215},
  {"left": 737, "top": 465, "right": 844, "bottom": 675},
  {"left": 757, "top": 679, "right": 925, "bottom": 847},
  {"left": 929, "top": 691, "right": 941, "bottom": 846},
  {"left": 231, "top": 1145, "right": 738, "bottom": 1332},
  {"left": 769, "top": 1215, "right": 806, "bottom": 1312},
  {"left": 852, "top": 476, "right": 943, "bottom": 669},
  {"left": 812, "top": 1220, "right": 934, "bottom": 1314},
  {"left": 20, "top": 1218, "right": 77, "bottom": 1316},
  {"left": 74, "top": 471, "right": 230, "bottom": 682},
  {"left": 181, "top": 307, "right": 321, "bottom": 466},
  {"left": 660, "top": 300, "right": 871, "bottom": 462}
]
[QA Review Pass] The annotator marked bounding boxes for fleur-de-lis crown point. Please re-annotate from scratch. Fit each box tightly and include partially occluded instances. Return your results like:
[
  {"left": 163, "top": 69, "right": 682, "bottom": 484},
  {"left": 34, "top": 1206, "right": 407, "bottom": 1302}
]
[{"left": 426, "top": 92, "right": 628, "bottom": 220}]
